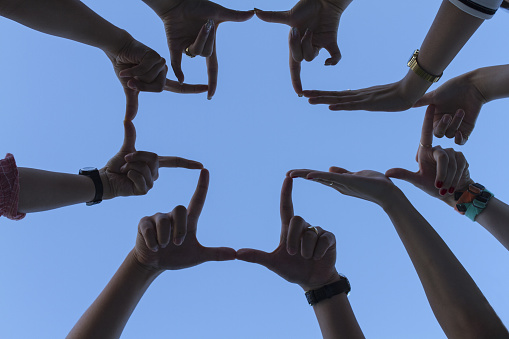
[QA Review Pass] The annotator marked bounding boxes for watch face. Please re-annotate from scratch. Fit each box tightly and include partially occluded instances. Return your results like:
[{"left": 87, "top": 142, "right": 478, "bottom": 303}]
[{"left": 80, "top": 167, "right": 97, "bottom": 174}]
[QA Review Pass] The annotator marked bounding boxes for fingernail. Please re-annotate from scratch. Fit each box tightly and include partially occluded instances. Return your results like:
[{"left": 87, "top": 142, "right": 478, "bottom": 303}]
[
  {"left": 254, "top": 7, "right": 260, "bottom": 11},
  {"left": 292, "top": 27, "right": 299, "bottom": 36},
  {"left": 207, "top": 96, "right": 212, "bottom": 100},
  {"left": 307, "top": 176, "right": 314, "bottom": 180},
  {"left": 151, "top": 245, "right": 159, "bottom": 252},
  {"left": 206, "top": 19, "right": 214, "bottom": 32},
  {"left": 128, "top": 83, "right": 137, "bottom": 90},
  {"left": 290, "top": 175, "right": 297, "bottom": 178},
  {"left": 124, "top": 154, "right": 133, "bottom": 162},
  {"left": 436, "top": 181, "right": 443, "bottom": 188},
  {"left": 298, "top": 93, "right": 303, "bottom": 97},
  {"left": 440, "top": 189, "right": 447, "bottom": 196},
  {"left": 448, "top": 187, "right": 455, "bottom": 194},
  {"left": 287, "top": 247, "right": 296, "bottom": 255},
  {"left": 175, "top": 236, "right": 185, "bottom": 246}
]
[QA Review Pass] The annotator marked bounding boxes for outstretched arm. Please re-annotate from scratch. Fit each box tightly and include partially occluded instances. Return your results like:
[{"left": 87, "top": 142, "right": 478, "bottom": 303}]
[
  {"left": 67, "top": 169, "right": 235, "bottom": 338},
  {"left": 290, "top": 168, "right": 508, "bottom": 338},
  {"left": 0, "top": 0, "right": 129, "bottom": 56},
  {"left": 386, "top": 105, "right": 509, "bottom": 250},
  {"left": 304, "top": 0, "right": 484, "bottom": 112},
  {"left": 237, "top": 177, "right": 364, "bottom": 339},
  {"left": 17, "top": 119, "right": 202, "bottom": 214}
]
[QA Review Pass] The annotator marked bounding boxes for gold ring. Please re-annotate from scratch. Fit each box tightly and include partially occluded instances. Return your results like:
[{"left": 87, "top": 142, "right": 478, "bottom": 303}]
[
  {"left": 307, "top": 226, "right": 319, "bottom": 235},
  {"left": 184, "top": 47, "right": 195, "bottom": 58},
  {"left": 419, "top": 142, "right": 432, "bottom": 148}
]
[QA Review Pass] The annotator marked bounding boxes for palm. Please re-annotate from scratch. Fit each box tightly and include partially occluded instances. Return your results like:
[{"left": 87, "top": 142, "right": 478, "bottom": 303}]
[
  {"left": 237, "top": 177, "right": 340, "bottom": 291},
  {"left": 132, "top": 169, "right": 235, "bottom": 273},
  {"left": 154, "top": 0, "right": 254, "bottom": 98},
  {"left": 264, "top": 242, "right": 338, "bottom": 291},
  {"left": 414, "top": 75, "right": 486, "bottom": 144},
  {"left": 287, "top": 0, "right": 343, "bottom": 53},
  {"left": 135, "top": 233, "right": 209, "bottom": 271}
]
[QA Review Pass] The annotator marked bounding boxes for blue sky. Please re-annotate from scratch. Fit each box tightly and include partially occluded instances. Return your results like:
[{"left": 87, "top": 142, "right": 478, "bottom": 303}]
[{"left": 1, "top": 0, "right": 509, "bottom": 338}]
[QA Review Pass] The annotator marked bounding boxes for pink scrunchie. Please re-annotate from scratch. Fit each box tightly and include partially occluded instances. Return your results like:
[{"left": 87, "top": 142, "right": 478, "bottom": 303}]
[{"left": 0, "top": 153, "right": 25, "bottom": 220}]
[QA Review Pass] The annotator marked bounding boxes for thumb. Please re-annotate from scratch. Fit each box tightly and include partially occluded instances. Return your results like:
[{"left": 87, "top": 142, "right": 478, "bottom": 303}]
[
  {"left": 236, "top": 248, "right": 273, "bottom": 268},
  {"left": 202, "top": 246, "right": 236, "bottom": 262},
  {"left": 120, "top": 120, "right": 136, "bottom": 153},
  {"left": 216, "top": 8, "right": 255, "bottom": 22},
  {"left": 254, "top": 8, "right": 292, "bottom": 25},
  {"left": 124, "top": 88, "right": 139, "bottom": 121},
  {"left": 413, "top": 91, "right": 435, "bottom": 108},
  {"left": 385, "top": 168, "right": 419, "bottom": 184}
]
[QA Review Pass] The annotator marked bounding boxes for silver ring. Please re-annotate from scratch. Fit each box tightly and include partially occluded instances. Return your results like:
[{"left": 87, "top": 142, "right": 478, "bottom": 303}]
[
  {"left": 307, "top": 226, "right": 319, "bottom": 235},
  {"left": 419, "top": 142, "right": 432, "bottom": 148}
]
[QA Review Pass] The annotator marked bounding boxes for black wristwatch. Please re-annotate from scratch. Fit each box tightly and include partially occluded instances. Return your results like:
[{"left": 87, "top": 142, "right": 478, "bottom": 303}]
[
  {"left": 79, "top": 167, "right": 103, "bottom": 206},
  {"left": 305, "top": 276, "right": 351, "bottom": 306}
]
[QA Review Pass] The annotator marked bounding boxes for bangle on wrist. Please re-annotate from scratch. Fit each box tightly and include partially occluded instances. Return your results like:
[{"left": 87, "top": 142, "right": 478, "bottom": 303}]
[
  {"left": 305, "top": 275, "right": 351, "bottom": 306},
  {"left": 454, "top": 183, "right": 493, "bottom": 221}
]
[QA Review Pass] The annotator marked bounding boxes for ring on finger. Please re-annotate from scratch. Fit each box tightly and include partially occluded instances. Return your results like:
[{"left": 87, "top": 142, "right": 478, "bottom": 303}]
[
  {"left": 419, "top": 142, "right": 432, "bottom": 148},
  {"left": 307, "top": 226, "right": 319, "bottom": 235},
  {"left": 184, "top": 47, "right": 196, "bottom": 58}
]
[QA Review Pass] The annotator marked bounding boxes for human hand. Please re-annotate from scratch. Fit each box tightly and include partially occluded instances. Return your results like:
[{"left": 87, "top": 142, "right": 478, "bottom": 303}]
[
  {"left": 413, "top": 72, "right": 486, "bottom": 145},
  {"left": 145, "top": 0, "right": 254, "bottom": 100},
  {"left": 303, "top": 79, "right": 420, "bottom": 112},
  {"left": 289, "top": 167, "right": 399, "bottom": 209},
  {"left": 106, "top": 37, "right": 208, "bottom": 117},
  {"left": 133, "top": 169, "right": 236, "bottom": 272},
  {"left": 99, "top": 118, "right": 203, "bottom": 200},
  {"left": 386, "top": 105, "right": 473, "bottom": 206},
  {"left": 254, "top": 0, "right": 351, "bottom": 96},
  {"left": 236, "top": 177, "right": 340, "bottom": 291}
]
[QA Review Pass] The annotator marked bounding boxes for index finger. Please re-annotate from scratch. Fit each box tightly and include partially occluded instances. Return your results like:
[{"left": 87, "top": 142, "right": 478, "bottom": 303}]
[
  {"left": 289, "top": 51, "right": 302, "bottom": 96},
  {"left": 206, "top": 42, "right": 218, "bottom": 100},
  {"left": 420, "top": 105, "right": 435, "bottom": 148},
  {"left": 187, "top": 169, "right": 209, "bottom": 232},
  {"left": 120, "top": 120, "right": 136, "bottom": 153},
  {"left": 124, "top": 88, "right": 139, "bottom": 121},
  {"left": 215, "top": 7, "right": 255, "bottom": 22},
  {"left": 280, "top": 176, "right": 294, "bottom": 241},
  {"left": 158, "top": 156, "right": 203, "bottom": 169}
]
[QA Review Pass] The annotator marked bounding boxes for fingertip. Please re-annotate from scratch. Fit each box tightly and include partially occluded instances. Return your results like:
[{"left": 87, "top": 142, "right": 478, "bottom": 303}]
[{"left": 151, "top": 245, "right": 159, "bottom": 252}]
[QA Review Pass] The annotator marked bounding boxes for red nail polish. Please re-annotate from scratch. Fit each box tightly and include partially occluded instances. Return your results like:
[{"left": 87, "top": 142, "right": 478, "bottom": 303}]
[
  {"left": 448, "top": 187, "right": 455, "bottom": 194},
  {"left": 307, "top": 177, "right": 313, "bottom": 180},
  {"left": 440, "top": 189, "right": 447, "bottom": 196},
  {"left": 436, "top": 181, "right": 443, "bottom": 188}
]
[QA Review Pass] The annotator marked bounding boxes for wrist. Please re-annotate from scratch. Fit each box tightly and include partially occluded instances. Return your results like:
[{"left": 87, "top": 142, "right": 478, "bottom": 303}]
[
  {"left": 442, "top": 179, "right": 475, "bottom": 208},
  {"left": 300, "top": 271, "right": 342, "bottom": 292},
  {"left": 142, "top": 0, "right": 184, "bottom": 18},
  {"left": 399, "top": 70, "right": 433, "bottom": 105},
  {"left": 98, "top": 169, "right": 114, "bottom": 200},
  {"left": 325, "top": 0, "right": 353, "bottom": 12},
  {"left": 128, "top": 250, "right": 164, "bottom": 279},
  {"left": 468, "top": 68, "right": 492, "bottom": 103},
  {"left": 102, "top": 29, "right": 134, "bottom": 58}
]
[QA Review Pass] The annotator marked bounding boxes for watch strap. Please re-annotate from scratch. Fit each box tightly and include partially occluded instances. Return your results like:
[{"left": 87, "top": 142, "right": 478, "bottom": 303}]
[
  {"left": 79, "top": 167, "right": 103, "bottom": 206},
  {"left": 305, "top": 276, "right": 351, "bottom": 306},
  {"left": 407, "top": 49, "right": 442, "bottom": 83}
]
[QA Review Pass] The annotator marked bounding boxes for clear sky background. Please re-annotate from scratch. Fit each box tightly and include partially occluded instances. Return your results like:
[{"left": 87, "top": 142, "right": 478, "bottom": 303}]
[{"left": 1, "top": 0, "right": 509, "bottom": 338}]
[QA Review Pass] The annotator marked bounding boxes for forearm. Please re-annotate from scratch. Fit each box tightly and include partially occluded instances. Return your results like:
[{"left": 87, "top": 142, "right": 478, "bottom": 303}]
[
  {"left": 0, "top": 0, "right": 130, "bottom": 54},
  {"left": 67, "top": 250, "right": 161, "bottom": 339},
  {"left": 383, "top": 193, "right": 507, "bottom": 338},
  {"left": 399, "top": 0, "right": 484, "bottom": 103},
  {"left": 313, "top": 293, "right": 365, "bottom": 339},
  {"left": 469, "top": 65, "right": 509, "bottom": 102},
  {"left": 474, "top": 198, "right": 509, "bottom": 251},
  {"left": 18, "top": 168, "right": 96, "bottom": 213}
]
